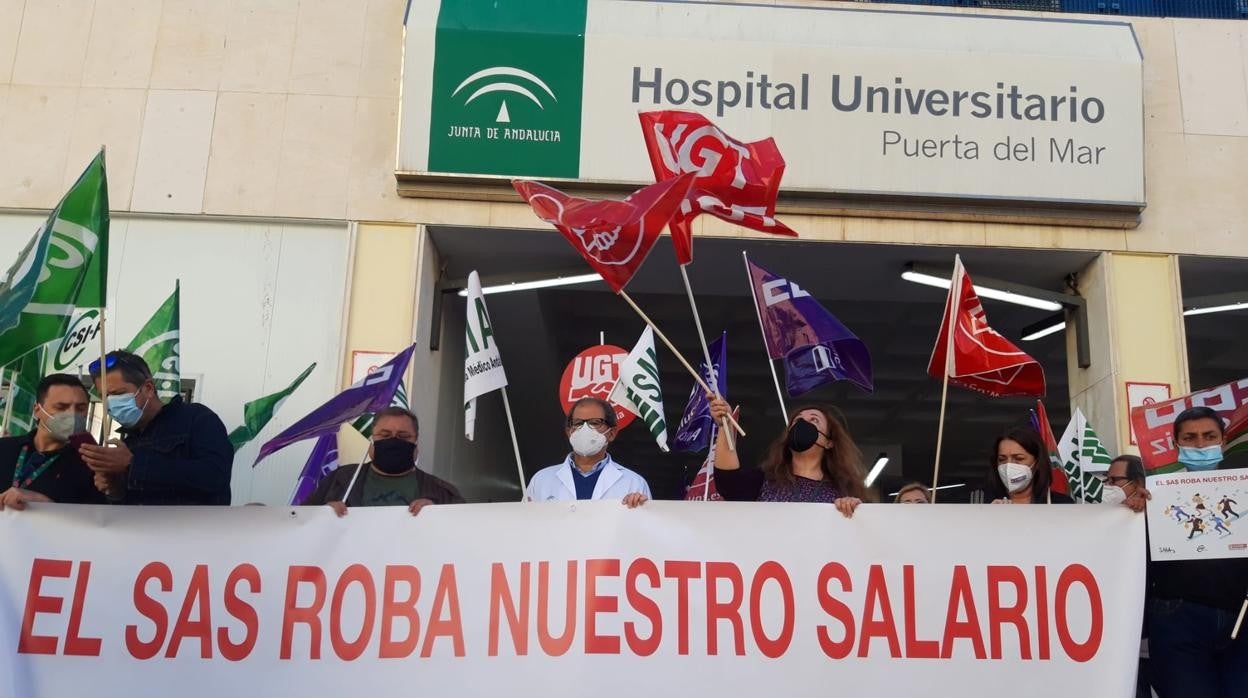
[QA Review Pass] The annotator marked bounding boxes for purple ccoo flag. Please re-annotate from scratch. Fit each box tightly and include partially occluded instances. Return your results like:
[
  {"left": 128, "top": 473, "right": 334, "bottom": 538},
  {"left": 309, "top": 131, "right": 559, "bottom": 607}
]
[
  {"left": 672, "top": 332, "right": 728, "bottom": 453},
  {"left": 255, "top": 344, "right": 415, "bottom": 464},
  {"left": 290, "top": 433, "right": 339, "bottom": 505},
  {"left": 747, "top": 259, "right": 873, "bottom": 396}
]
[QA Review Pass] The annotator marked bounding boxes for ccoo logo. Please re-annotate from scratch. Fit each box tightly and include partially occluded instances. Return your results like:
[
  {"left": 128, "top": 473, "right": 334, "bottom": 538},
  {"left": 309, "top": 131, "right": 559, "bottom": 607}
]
[{"left": 452, "top": 66, "right": 557, "bottom": 124}]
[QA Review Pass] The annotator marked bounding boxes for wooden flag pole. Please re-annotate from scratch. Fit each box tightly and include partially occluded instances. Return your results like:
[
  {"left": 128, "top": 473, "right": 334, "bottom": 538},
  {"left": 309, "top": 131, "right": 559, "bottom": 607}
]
[
  {"left": 929, "top": 256, "right": 963, "bottom": 504},
  {"left": 97, "top": 308, "right": 112, "bottom": 443},
  {"left": 742, "top": 251, "right": 788, "bottom": 425},
  {"left": 1231, "top": 591, "right": 1248, "bottom": 640},
  {"left": 500, "top": 387, "right": 528, "bottom": 501},
  {"left": 618, "top": 290, "right": 745, "bottom": 437},
  {"left": 677, "top": 263, "right": 734, "bottom": 451}
]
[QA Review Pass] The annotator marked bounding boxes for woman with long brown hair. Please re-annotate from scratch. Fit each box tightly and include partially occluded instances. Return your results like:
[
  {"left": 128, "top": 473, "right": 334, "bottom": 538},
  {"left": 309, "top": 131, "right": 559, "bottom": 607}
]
[{"left": 708, "top": 396, "right": 868, "bottom": 517}]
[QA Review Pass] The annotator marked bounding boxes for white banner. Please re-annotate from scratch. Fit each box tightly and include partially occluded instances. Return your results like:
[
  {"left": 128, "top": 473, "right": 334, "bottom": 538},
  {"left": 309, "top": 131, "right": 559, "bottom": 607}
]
[
  {"left": 1, "top": 502, "right": 1144, "bottom": 697},
  {"left": 1146, "top": 467, "right": 1248, "bottom": 561}
]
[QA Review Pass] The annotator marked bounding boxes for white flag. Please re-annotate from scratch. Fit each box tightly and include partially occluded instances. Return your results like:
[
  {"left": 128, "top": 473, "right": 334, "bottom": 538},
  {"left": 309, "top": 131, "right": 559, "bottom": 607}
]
[
  {"left": 463, "top": 271, "right": 508, "bottom": 440},
  {"left": 1057, "top": 407, "right": 1110, "bottom": 503},
  {"left": 608, "top": 326, "right": 668, "bottom": 452}
]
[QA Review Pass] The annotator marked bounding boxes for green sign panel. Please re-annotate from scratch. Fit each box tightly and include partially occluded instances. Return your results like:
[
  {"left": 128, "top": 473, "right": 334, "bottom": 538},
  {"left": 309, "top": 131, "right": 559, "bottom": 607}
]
[{"left": 427, "top": 0, "right": 587, "bottom": 178}]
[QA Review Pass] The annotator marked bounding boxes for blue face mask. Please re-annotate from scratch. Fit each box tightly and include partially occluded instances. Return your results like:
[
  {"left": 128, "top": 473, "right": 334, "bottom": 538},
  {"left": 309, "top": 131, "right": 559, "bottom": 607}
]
[
  {"left": 1178, "top": 445, "right": 1223, "bottom": 471},
  {"left": 107, "top": 391, "right": 148, "bottom": 428}
]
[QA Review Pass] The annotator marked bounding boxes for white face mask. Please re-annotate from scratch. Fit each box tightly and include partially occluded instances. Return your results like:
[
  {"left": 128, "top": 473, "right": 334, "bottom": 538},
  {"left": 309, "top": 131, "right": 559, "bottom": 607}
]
[
  {"left": 1101, "top": 485, "right": 1127, "bottom": 507},
  {"left": 997, "top": 462, "right": 1034, "bottom": 494},
  {"left": 568, "top": 423, "right": 608, "bottom": 458}
]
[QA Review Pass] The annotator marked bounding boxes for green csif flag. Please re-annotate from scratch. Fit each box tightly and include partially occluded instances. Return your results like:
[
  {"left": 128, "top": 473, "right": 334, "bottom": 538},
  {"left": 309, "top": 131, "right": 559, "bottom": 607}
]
[
  {"left": 124, "top": 281, "right": 180, "bottom": 400},
  {"left": 1, "top": 347, "right": 46, "bottom": 436},
  {"left": 228, "top": 363, "right": 317, "bottom": 452},
  {"left": 0, "top": 228, "right": 53, "bottom": 336},
  {"left": 1057, "top": 408, "right": 1111, "bottom": 503},
  {"left": 349, "top": 380, "right": 410, "bottom": 438},
  {"left": 0, "top": 152, "right": 108, "bottom": 369}
]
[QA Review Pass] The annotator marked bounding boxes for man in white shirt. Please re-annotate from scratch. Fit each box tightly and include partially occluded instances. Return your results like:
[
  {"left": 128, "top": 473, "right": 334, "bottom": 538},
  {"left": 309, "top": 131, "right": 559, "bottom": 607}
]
[{"left": 528, "top": 397, "right": 650, "bottom": 506}]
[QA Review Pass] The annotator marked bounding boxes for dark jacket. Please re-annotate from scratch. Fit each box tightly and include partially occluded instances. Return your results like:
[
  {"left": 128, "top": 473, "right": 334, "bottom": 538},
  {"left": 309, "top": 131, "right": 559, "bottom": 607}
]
[
  {"left": 305, "top": 462, "right": 465, "bottom": 507},
  {"left": 0, "top": 433, "right": 106, "bottom": 504},
  {"left": 115, "top": 396, "right": 233, "bottom": 505}
]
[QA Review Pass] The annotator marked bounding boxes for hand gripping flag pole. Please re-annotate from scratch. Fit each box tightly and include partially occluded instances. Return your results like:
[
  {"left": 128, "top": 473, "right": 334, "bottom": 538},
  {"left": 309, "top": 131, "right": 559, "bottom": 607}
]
[{"left": 676, "top": 264, "right": 736, "bottom": 450}]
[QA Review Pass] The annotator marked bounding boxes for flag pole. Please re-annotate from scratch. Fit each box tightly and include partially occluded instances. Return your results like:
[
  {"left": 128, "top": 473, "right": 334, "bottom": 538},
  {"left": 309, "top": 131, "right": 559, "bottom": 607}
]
[
  {"left": 1231, "top": 593, "right": 1247, "bottom": 640},
  {"left": 618, "top": 290, "right": 745, "bottom": 437},
  {"left": 500, "top": 387, "right": 527, "bottom": 500},
  {"left": 677, "top": 263, "right": 734, "bottom": 451},
  {"left": 930, "top": 256, "right": 963, "bottom": 504},
  {"left": 97, "top": 309, "right": 112, "bottom": 443},
  {"left": 341, "top": 459, "right": 365, "bottom": 504},
  {"left": 742, "top": 251, "right": 788, "bottom": 424},
  {"left": 1, "top": 369, "right": 15, "bottom": 436}
]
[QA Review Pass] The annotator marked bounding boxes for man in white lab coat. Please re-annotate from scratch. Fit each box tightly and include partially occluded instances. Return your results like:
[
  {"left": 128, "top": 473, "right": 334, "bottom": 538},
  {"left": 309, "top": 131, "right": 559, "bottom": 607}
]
[{"left": 528, "top": 397, "right": 650, "bottom": 507}]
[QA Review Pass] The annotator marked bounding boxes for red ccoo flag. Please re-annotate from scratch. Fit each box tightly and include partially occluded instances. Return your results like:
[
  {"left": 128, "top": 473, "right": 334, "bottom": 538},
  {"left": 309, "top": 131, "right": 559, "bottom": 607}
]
[
  {"left": 639, "top": 110, "right": 797, "bottom": 265},
  {"left": 927, "top": 257, "right": 1046, "bottom": 397},
  {"left": 1033, "top": 401, "right": 1069, "bottom": 496},
  {"left": 513, "top": 175, "right": 694, "bottom": 293}
]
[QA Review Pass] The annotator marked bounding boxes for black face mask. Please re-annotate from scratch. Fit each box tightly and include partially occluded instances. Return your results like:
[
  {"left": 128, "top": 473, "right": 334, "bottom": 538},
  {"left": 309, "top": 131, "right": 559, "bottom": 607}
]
[
  {"left": 372, "top": 438, "right": 417, "bottom": 474},
  {"left": 786, "top": 418, "right": 829, "bottom": 453}
]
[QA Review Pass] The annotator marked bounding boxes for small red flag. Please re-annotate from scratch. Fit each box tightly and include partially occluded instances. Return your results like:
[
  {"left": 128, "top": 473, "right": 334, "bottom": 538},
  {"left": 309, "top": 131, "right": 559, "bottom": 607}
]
[
  {"left": 639, "top": 110, "right": 797, "bottom": 265},
  {"left": 513, "top": 175, "right": 695, "bottom": 293},
  {"left": 927, "top": 257, "right": 1046, "bottom": 397},
  {"left": 1034, "top": 401, "right": 1069, "bottom": 496}
]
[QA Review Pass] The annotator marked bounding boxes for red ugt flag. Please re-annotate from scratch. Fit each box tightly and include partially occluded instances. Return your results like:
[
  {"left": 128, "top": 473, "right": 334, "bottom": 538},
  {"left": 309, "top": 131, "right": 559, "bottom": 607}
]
[
  {"left": 927, "top": 257, "right": 1046, "bottom": 397},
  {"left": 639, "top": 110, "right": 797, "bottom": 265},
  {"left": 513, "top": 175, "right": 694, "bottom": 293}
]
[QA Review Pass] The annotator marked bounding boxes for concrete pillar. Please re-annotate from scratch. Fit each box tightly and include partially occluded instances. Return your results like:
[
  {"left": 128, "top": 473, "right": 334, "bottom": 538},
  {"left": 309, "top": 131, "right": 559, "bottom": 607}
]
[{"left": 1067, "top": 252, "right": 1190, "bottom": 458}]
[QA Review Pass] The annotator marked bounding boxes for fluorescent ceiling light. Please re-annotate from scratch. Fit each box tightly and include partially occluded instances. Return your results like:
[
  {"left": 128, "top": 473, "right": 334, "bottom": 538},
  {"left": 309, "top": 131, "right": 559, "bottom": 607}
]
[
  {"left": 457, "top": 273, "right": 600, "bottom": 297},
  {"left": 900, "top": 269, "right": 1063, "bottom": 312},
  {"left": 886, "top": 483, "right": 965, "bottom": 497},
  {"left": 864, "top": 455, "right": 889, "bottom": 487},
  {"left": 1184, "top": 301, "right": 1248, "bottom": 317},
  {"left": 1021, "top": 321, "right": 1066, "bottom": 341}
]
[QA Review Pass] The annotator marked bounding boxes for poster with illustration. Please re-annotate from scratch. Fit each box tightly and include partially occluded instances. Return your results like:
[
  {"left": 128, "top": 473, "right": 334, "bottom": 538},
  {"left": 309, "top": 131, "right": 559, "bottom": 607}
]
[{"left": 1146, "top": 467, "right": 1248, "bottom": 561}]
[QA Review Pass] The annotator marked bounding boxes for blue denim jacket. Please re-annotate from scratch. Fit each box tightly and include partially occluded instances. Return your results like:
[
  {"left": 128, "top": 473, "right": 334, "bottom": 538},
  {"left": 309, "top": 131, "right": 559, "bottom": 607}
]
[{"left": 117, "top": 396, "right": 233, "bottom": 505}]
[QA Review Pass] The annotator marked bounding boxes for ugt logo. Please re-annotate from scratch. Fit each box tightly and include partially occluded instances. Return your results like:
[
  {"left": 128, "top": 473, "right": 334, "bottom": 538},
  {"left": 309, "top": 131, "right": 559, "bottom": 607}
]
[{"left": 452, "top": 66, "right": 557, "bottom": 124}]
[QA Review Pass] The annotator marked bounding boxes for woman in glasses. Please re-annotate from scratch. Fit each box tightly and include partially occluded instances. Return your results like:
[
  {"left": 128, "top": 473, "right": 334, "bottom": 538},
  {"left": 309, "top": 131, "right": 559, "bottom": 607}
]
[
  {"left": 526, "top": 397, "right": 651, "bottom": 507},
  {"left": 708, "top": 396, "right": 869, "bottom": 517}
]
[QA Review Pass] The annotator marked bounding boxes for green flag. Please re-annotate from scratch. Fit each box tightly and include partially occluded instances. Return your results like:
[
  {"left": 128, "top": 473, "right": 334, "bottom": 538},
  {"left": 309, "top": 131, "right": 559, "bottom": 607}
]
[
  {"left": 2, "top": 347, "right": 48, "bottom": 437},
  {"left": 0, "top": 152, "right": 108, "bottom": 369},
  {"left": 1057, "top": 408, "right": 1110, "bottom": 503},
  {"left": 228, "top": 363, "right": 317, "bottom": 452},
  {"left": 349, "top": 380, "right": 409, "bottom": 438},
  {"left": 0, "top": 228, "right": 53, "bottom": 335},
  {"left": 124, "top": 281, "right": 180, "bottom": 400}
]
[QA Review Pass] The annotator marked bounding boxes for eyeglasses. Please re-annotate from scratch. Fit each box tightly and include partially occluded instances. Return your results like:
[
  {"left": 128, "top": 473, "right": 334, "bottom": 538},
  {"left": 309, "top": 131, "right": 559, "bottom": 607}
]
[
  {"left": 569, "top": 418, "right": 609, "bottom": 430},
  {"left": 1105, "top": 475, "right": 1136, "bottom": 487}
]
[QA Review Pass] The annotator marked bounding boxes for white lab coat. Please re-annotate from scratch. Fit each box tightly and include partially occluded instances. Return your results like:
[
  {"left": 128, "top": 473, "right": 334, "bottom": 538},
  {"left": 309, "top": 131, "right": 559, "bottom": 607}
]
[{"left": 527, "top": 454, "right": 652, "bottom": 502}]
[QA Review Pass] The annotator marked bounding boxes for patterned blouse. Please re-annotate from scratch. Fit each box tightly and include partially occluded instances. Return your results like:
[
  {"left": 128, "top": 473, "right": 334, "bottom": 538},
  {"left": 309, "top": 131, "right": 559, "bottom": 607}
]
[{"left": 714, "top": 468, "right": 842, "bottom": 503}]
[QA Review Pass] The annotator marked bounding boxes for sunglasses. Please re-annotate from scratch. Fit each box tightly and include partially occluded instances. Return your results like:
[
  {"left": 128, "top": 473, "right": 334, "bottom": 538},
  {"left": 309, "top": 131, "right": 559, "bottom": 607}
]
[{"left": 88, "top": 354, "right": 140, "bottom": 375}]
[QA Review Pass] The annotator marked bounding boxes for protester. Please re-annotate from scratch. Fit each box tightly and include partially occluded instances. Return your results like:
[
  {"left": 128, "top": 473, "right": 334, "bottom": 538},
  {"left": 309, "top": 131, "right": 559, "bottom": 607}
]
[
  {"left": 306, "top": 407, "right": 463, "bottom": 515},
  {"left": 528, "top": 397, "right": 650, "bottom": 507},
  {"left": 708, "top": 396, "right": 867, "bottom": 516},
  {"left": 985, "top": 426, "right": 1073, "bottom": 504},
  {"left": 1104, "top": 454, "right": 1149, "bottom": 512},
  {"left": 0, "top": 374, "right": 103, "bottom": 510},
  {"left": 1146, "top": 406, "right": 1248, "bottom": 697},
  {"left": 83, "top": 350, "right": 232, "bottom": 505},
  {"left": 894, "top": 482, "right": 931, "bottom": 504}
]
